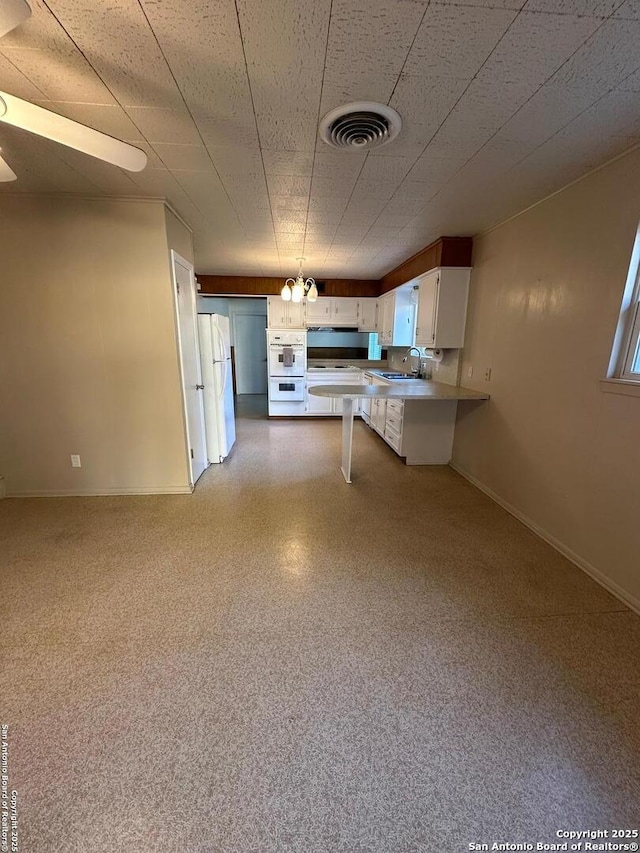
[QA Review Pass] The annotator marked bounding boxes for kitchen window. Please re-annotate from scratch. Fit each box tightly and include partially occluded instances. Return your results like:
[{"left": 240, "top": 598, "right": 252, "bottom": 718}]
[
  {"left": 368, "top": 333, "right": 382, "bottom": 360},
  {"left": 602, "top": 227, "right": 640, "bottom": 397},
  {"left": 621, "top": 297, "right": 640, "bottom": 379}
]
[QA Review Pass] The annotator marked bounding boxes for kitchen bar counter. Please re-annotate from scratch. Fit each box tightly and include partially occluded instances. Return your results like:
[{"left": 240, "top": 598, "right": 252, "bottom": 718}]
[
  {"left": 309, "top": 381, "right": 489, "bottom": 401},
  {"left": 309, "top": 382, "right": 489, "bottom": 483}
]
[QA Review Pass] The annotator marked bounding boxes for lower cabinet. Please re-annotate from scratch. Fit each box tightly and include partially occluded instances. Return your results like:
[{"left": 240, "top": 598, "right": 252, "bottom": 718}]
[
  {"left": 306, "top": 381, "right": 334, "bottom": 414},
  {"left": 369, "top": 397, "right": 402, "bottom": 446},
  {"left": 384, "top": 400, "right": 404, "bottom": 452},
  {"left": 372, "top": 397, "right": 387, "bottom": 434},
  {"left": 305, "top": 371, "right": 362, "bottom": 415},
  {"left": 362, "top": 374, "right": 387, "bottom": 430},
  {"left": 361, "top": 395, "right": 372, "bottom": 424},
  {"left": 365, "top": 388, "right": 459, "bottom": 464}
]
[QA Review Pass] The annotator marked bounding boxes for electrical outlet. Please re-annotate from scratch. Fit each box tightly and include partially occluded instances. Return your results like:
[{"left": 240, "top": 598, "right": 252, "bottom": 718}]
[
  {"left": 467, "top": 366, "right": 473, "bottom": 379},
  {"left": 484, "top": 367, "right": 492, "bottom": 382},
  {"left": 70, "top": 455, "right": 81, "bottom": 468}
]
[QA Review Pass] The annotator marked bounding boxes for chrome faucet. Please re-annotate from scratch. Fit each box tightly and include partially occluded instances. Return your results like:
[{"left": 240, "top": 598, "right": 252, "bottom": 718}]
[{"left": 402, "top": 346, "right": 422, "bottom": 376}]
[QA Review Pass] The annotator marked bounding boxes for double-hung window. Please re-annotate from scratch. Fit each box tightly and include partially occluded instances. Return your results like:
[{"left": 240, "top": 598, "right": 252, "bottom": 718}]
[
  {"left": 620, "top": 284, "right": 640, "bottom": 380},
  {"left": 604, "top": 226, "right": 640, "bottom": 395}
]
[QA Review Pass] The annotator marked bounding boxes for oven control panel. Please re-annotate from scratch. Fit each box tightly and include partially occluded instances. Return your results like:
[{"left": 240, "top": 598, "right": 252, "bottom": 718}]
[{"left": 267, "top": 330, "right": 307, "bottom": 346}]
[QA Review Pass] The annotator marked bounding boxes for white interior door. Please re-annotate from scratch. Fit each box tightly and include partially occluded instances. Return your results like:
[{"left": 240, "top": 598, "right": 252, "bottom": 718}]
[
  {"left": 171, "top": 251, "right": 208, "bottom": 485},
  {"left": 232, "top": 313, "right": 268, "bottom": 394}
]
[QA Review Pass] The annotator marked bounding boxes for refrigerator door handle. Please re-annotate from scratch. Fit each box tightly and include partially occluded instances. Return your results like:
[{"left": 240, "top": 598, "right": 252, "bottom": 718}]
[
  {"left": 218, "top": 359, "right": 228, "bottom": 399},
  {"left": 211, "top": 323, "right": 225, "bottom": 364}
]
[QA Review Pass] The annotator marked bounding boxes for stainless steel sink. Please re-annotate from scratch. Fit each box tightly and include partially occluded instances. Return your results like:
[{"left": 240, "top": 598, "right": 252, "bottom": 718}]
[{"left": 380, "top": 372, "right": 422, "bottom": 380}]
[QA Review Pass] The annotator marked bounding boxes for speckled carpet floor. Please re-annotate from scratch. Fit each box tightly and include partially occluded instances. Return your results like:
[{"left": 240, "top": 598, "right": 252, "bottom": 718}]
[{"left": 2, "top": 395, "right": 639, "bottom": 852}]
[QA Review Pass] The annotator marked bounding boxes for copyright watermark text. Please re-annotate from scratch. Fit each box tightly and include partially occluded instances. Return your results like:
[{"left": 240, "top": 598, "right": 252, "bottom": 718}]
[
  {"left": 468, "top": 830, "right": 639, "bottom": 852},
  {"left": 1, "top": 725, "right": 18, "bottom": 853}
]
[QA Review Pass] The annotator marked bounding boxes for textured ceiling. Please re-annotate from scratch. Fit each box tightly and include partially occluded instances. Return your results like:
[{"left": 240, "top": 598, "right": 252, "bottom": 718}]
[{"left": 0, "top": 0, "right": 639, "bottom": 277}]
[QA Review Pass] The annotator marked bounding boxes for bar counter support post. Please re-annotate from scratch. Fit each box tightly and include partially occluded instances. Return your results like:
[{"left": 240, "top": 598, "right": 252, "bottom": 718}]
[{"left": 340, "top": 396, "right": 355, "bottom": 483}]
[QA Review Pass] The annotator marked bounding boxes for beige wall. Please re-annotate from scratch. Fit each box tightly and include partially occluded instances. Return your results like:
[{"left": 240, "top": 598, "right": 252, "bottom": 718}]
[
  {"left": 164, "top": 206, "right": 194, "bottom": 267},
  {"left": 452, "top": 147, "right": 640, "bottom": 610},
  {"left": 0, "top": 196, "right": 191, "bottom": 495}
]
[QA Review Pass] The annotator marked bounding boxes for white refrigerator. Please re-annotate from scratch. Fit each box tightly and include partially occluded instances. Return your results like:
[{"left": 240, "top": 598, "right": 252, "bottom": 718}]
[{"left": 197, "top": 314, "right": 236, "bottom": 463}]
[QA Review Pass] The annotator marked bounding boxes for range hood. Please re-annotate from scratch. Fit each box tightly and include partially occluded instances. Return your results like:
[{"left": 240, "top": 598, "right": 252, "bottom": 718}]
[{"left": 307, "top": 326, "right": 360, "bottom": 333}]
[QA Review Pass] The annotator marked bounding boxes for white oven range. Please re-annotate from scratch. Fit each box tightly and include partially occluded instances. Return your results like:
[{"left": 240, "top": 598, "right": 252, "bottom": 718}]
[
  {"left": 269, "top": 376, "right": 305, "bottom": 402},
  {"left": 267, "top": 330, "right": 307, "bottom": 415}
]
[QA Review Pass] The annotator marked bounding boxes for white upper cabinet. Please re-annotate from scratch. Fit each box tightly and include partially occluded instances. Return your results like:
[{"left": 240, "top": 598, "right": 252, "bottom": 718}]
[
  {"left": 267, "top": 295, "right": 286, "bottom": 328},
  {"left": 304, "top": 297, "right": 331, "bottom": 324},
  {"left": 358, "top": 298, "right": 378, "bottom": 331},
  {"left": 287, "top": 300, "right": 306, "bottom": 328},
  {"left": 267, "top": 296, "right": 305, "bottom": 329},
  {"left": 331, "top": 297, "right": 359, "bottom": 325},
  {"left": 377, "top": 289, "right": 415, "bottom": 347},
  {"left": 304, "top": 297, "right": 359, "bottom": 327},
  {"left": 415, "top": 268, "right": 470, "bottom": 349}
]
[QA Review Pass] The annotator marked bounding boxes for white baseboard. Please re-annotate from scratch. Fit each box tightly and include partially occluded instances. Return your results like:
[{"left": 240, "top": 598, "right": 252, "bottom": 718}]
[
  {"left": 5, "top": 485, "right": 194, "bottom": 497},
  {"left": 449, "top": 461, "right": 640, "bottom": 617}
]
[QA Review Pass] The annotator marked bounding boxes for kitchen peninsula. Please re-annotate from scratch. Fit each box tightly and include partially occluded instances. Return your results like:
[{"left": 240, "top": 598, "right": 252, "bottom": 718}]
[{"left": 309, "top": 380, "right": 489, "bottom": 483}]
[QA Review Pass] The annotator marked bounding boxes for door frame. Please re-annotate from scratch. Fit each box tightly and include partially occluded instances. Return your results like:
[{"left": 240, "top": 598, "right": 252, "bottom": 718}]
[
  {"left": 231, "top": 311, "right": 268, "bottom": 395},
  {"left": 170, "top": 250, "right": 208, "bottom": 488}
]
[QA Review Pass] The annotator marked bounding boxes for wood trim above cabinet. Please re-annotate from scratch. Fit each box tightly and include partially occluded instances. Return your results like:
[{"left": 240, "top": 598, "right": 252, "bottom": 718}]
[
  {"left": 379, "top": 236, "right": 473, "bottom": 294},
  {"left": 197, "top": 275, "right": 379, "bottom": 297},
  {"left": 197, "top": 237, "right": 472, "bottom": 298}
]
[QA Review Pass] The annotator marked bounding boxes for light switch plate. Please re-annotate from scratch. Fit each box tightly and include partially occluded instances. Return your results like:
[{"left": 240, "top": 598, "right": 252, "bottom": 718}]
[{"left": 70, "top": 455, "right": 81, "bottom": 467}]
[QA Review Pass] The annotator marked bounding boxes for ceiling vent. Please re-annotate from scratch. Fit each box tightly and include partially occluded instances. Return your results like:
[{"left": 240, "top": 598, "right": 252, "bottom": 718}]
[{"left": 319, "top": 102, "right": 402, "bottom": 152}]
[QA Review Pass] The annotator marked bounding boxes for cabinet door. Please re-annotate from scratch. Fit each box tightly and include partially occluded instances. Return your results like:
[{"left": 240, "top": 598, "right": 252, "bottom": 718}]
[
  {"left": 391, "top": 288, "right": 415, "bottom": 347},
  {"left": 358, "top": 299, "right": 378, "bottom": 331},
  {"left": 305, "top": 298, "right": 331, "bottom": 325},
  {"left": 331, "top": 297, "right": 359, "bottom": 325},
  {"left": 431, "top": 268, "right": 471, "bottom": 348},
  {"left": 361, "top": 395, "right": 372, "bottom": 421},
  {"left": 378, "top": 295, "right": 393, "bottom": 344},
  {"left": 306, "top": 381, "right": 333, "bottom": 413},
  {"left": 386, "top": 295, "right": 396, "bottom": 343},
  {"left": 372, "top": 398, "right": 387, "bottom": 433},
  {"left": 361, "top": 374, "right": 372, "bottom": 421},
  {"left": 267, "top": 296, "right": 286, "bottom": 329},
  {"left": 378, "top": 297, "right": 387, "bottom": 343},
  {"left": 287, "top": 300, "right": 305, "bottom": 328},
  {"left": 415, "top": 271, "right": 438, "bottom": 346},
  {"left": 379, "top": 399, "right": 388, "bottom": 432}
]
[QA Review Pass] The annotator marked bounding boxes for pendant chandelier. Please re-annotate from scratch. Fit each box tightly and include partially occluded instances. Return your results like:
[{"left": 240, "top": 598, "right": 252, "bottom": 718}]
[{"left": 281, "top": 258, "right": 318, "bottom": 303}]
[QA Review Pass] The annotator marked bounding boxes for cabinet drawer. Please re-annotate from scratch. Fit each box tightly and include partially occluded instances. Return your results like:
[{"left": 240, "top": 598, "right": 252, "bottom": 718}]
[
  {"left": 385, "top": 411, "right": 403, "bottom": 432},
  {"left": 385, "top": 426, "right": 402, "bottom": 453},
  {"left": 386, "top": 399, "right": 404, "bottom": 416}
]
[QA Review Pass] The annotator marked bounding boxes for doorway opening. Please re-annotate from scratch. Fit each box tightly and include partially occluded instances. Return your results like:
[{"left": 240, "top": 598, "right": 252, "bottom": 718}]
[{"left": 171, "top": 251, "right": 208, "bottom": 487}]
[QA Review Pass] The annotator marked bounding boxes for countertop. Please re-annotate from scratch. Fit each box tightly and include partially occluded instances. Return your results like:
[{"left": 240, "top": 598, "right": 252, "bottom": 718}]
[
  {"left": 306, "top": 366, "right": 361, "bottom": 373},
  {"left": 308, "top": 381, "right": 490, "bottom": 401},
  {"left": 363, "top": 367, "right": 431, "bottom": 383},
  {"left": 306, "top": 360, "right": 387, "bottom": 373}
]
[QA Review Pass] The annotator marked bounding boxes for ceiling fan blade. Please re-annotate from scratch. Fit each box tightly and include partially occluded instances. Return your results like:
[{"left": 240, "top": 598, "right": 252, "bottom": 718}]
[
  {"left": 0, "top": 0, "right": 31, "bottom": 38},
  {"left": 0, "top": 150, "right": 17, "bottom": 181},
  {"left": 0, "top": 91, "right": 147, "bottom": 172}
]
